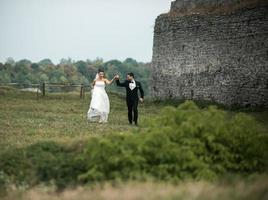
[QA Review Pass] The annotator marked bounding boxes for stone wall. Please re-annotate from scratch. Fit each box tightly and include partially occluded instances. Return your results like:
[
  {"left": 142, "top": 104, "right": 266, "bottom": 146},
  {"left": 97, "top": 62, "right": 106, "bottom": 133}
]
[{"left": 151, "top": 0, "right": 268, "bottom": 107}]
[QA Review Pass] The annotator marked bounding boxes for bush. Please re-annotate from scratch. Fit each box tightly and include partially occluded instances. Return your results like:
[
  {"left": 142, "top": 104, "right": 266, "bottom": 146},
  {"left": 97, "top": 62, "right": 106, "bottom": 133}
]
[
  {"left": 0, "top": 101, "right": 267, "bottom": 190},
  {"left": 139, "top": 101, "right": 268, "bottom": 178}
]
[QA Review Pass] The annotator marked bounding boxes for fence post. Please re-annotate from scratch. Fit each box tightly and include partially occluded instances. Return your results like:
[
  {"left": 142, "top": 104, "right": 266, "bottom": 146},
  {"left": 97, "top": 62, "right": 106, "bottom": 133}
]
[
  {"left": 80, "top": 84, "right": 84, "bottom": 99},
  {"left": 42, "top": 82, "right": 45, "bottom": 96},
  {"left": 82, "top": 84, "right": 85, "bottom": 99},
  {"left": 36, "top": 84, "right": 39, "bottom": 99}
]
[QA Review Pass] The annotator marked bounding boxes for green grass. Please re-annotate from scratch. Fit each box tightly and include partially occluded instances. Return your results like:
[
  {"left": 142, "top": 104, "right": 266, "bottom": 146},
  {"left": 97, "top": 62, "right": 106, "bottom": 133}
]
[{"left": 0, "top": 86, "right": 161, "bottom": 152}]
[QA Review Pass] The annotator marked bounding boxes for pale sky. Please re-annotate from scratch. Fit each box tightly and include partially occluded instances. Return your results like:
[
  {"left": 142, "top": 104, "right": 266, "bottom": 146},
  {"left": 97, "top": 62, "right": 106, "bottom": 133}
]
[{"left": 0, "top": 0, "right": 172, "bottom": 64}]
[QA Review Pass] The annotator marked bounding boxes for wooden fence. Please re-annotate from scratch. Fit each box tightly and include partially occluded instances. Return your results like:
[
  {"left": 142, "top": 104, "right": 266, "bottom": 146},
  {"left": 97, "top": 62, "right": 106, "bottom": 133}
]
[{"left": 0, "top": 82, "right": 91, "bottom": 99}]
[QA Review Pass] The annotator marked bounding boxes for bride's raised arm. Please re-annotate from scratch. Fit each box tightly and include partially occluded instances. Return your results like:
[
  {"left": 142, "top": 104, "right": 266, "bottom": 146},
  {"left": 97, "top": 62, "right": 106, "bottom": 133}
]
[{"left": 104, "top": 76, "right": 116, "bottom": 85}]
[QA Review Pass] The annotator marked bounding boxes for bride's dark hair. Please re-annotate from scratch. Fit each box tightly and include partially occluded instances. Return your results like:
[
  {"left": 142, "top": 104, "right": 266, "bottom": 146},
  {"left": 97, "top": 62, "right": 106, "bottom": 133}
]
[
  {"left": 98, "top": 69, "right": 106, "bottom": 78},
  {"left": 98, "top": 69, "right": 104, "bottom": 73}
]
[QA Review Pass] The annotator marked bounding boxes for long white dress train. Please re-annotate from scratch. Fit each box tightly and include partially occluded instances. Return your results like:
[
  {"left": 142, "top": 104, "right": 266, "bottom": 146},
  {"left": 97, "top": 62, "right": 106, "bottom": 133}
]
[{"left": 87, "top": 81, "right": 110, "bottom": 122}]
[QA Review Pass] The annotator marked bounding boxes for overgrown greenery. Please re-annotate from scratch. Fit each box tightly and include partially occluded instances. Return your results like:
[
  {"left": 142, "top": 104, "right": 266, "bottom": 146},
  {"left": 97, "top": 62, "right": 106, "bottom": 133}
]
[
  {"left": 0, "top": 57, "right": 150, "bottom": 94},
  {"left": 1, "top": 90, "right": 267, "bottom": 192}
]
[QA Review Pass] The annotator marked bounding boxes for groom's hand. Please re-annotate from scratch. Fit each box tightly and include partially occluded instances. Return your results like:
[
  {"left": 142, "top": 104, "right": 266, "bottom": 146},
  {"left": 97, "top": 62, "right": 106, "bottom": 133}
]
[
  {"left": 115, "top": 74, "right": 119, "bottom": 80},
  {"left": 139, "top": 98, "right": 144, "bottom": 103}
]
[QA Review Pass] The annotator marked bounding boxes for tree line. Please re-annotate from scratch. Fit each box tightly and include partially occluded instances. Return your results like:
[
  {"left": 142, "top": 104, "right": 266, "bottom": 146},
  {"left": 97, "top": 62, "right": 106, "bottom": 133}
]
[{"left": 0, "top": 57, "right": 151, "bottom": 94}]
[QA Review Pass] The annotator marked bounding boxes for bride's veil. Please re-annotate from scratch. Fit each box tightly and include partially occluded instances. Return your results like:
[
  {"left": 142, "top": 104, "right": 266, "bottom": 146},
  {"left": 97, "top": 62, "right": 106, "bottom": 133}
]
[{"left": 94, "top": 73, "right": 99, "bottom": 80}]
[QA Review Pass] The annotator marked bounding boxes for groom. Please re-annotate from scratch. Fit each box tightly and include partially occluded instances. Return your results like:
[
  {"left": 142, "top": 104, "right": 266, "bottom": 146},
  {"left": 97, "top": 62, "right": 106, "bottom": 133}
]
[{"left": 115, "top": 73, "right": 144, "bottom": 125}]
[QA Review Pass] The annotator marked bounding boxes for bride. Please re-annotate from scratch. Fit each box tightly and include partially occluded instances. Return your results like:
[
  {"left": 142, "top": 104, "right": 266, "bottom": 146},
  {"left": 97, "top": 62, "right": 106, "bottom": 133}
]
[{"left": 87, "top": 69, "right": 116, "bottom": 123}]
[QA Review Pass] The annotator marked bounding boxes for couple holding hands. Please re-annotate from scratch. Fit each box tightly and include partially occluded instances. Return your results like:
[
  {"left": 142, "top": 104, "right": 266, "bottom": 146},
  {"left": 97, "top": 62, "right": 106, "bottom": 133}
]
[{"left": 87, "top": 69, "right": 144, "bottom": 125}]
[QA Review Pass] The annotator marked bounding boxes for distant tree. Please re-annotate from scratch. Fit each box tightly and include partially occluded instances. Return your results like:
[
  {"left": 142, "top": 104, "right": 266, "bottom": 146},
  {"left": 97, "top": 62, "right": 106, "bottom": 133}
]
[
  {"left": 5, "top": 57, "right": 15, "bottom": 66},
  {"left": 87, "top": 65, "right": 98, "bottom": 81},
  {"left": 14, "top": 63, "right": 29, "bottom": 74},
  {"left": 25, "top": 73, "right": 38, "bottom": 83},
  {"left": 31, "top": 63, "right": 40, "bottom": 71},
  {"left": 38, "top": 59, "right": 54, "bottom": 66},
  {"left": 86, "top": 59, "right": 92, "bottom": 65},
  {"left": 79, "top": 75, "right": 89, "bottom": 85},
  {"left": 60, "top": 57, "right": 73, "bottom": 65},
  {"left": 0, "top": 62, "right": 4, "bottom": 70},
  {"left": 92, "top": 57, "right": 104, "bottom": 68},
  {"left": 59, "top": 75, "right": 68, "bottom": 84},
  {"left": 16, "top": 59, "right": 31, "bottom": 67},
  {"left": 63, "top": 64, "right": 77, "bottom": 79},
  {"left": 105, "top": 59, "right": 122, "bottom": 67},
  {"left": 14, "top": 59, "right": 32, "bottom": 78},
  {"left": 70, "top": 75, "right": 80, "bottom": 84},
  {"left": 49, "top": 67, "right": 65, "bottom": 81},
  {"left": 16, "top": 72, "right": 27, "bottom": 84},
  {"left": 50, "top": 76, "right": 58, "bottom": 84},
  {"left": 124, "top": 58, "right": 138, "bottom": 66},
  {"left": 0, "top": 71, "right": 11, "bottom": 83},
  {"left": 40, "top": 74, "right": 49, "bottom": 82},
  {"left": 75, "top": 61, "right": 88, "bottom": 76},
  {"left": 2, "top": 63, "right": 12, "bottom": 71}
]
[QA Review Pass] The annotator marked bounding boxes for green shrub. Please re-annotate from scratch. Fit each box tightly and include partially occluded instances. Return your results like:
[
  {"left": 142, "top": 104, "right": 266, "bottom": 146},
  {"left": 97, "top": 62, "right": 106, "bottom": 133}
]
[{"left": 140, "top": 101, "right": 268, "bottom": 177}]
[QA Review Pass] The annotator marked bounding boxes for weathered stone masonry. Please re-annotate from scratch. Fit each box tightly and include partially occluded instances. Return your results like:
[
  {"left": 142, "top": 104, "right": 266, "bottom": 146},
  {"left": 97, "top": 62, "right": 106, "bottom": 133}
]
[{"left": 151, "top": 0, "right": 268, "bottom": 107}]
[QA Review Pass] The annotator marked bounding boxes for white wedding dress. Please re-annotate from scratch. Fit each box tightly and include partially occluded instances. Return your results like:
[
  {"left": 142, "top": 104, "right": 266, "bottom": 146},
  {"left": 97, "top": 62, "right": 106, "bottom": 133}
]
[{"left": 87, "top": 81, "right": 110, "bottom": 122}]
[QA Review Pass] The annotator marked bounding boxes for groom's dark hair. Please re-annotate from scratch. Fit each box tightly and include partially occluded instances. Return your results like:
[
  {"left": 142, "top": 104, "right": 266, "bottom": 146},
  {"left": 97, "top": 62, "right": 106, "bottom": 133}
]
[{"left": 128, "top": 72, "right": 134, "bottom": 78}]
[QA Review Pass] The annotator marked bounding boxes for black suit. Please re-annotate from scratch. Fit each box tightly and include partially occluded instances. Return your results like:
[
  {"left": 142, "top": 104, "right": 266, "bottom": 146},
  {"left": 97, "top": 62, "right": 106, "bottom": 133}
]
[{"left": 116, "top": 79, "right": 144, "bottom": 125}]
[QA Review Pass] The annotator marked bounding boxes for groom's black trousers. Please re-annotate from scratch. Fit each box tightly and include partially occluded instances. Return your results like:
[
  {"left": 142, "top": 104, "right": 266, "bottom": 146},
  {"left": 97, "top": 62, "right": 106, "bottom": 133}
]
[{"left": 127, "top": 98, "right": 138, "bottom": 124}]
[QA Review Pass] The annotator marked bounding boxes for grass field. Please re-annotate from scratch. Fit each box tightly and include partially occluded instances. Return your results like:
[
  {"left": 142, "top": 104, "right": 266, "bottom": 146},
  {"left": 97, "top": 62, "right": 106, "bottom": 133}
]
[
  {"left": 0, "top": 86, "right": 268, "bottom": 199},
  {"left": 0, "top": 86, "right": 161, "bottom": 152}
]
